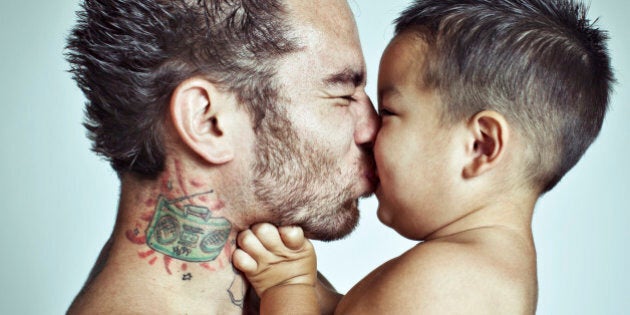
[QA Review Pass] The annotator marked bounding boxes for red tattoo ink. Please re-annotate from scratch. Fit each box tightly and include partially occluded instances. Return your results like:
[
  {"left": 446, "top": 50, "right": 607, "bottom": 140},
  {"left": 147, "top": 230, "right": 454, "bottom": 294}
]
[
  {"left": 144, "top": 198, "right": 156, "bottom": 207},
  {"left": 126, "top": 229, "right": 147, "bottom": 245},
  {"left": 174, "top": 160, "right": 189, "bottom": 198},
  {"left": 164, "top": 256, "right": 173, "bottom": 275},
  {"left": 139, "top": 249, "right": 155, "bottom": 259},
  {"left": 140, "top": 211, "right": 155, "bottom": 222},
  {"left": 209, "top": 199, "right": 225, "bottom": 211},
  {"left": 149, "top": 257, "right": 158, "bottom": 265},
  {"left": 200, "top": 263, "right": 216, "bottom": 271},
  {"left": 190, "top": 179, "right": 203, "bottom": 188},
  {"left": 181, "top": 263, "right": 188, "bottom": 271}
]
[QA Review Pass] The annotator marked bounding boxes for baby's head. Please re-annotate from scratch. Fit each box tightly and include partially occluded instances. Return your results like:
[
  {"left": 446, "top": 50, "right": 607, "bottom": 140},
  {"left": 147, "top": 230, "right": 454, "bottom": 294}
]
[{"left": 375, "top": 0, "right": 613, "bottom": 239}]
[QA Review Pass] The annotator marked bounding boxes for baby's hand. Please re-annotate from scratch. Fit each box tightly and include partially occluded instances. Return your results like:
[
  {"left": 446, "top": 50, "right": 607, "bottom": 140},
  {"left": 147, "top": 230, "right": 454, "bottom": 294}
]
[{"left": 233, "top": 223, "right": 317, "bottom": 297}]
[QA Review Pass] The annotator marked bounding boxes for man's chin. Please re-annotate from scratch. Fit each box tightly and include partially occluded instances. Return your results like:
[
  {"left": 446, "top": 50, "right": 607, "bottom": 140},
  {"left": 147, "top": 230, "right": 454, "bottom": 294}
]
[
  {"left": 360, "top": 190, "right": 375, "bottom": 199},
  {"left": 301, "top": 198, "right": 360, "bottom": 242},
  {"left": 304, "top": 225, "right": 357, "bottom": 242}
]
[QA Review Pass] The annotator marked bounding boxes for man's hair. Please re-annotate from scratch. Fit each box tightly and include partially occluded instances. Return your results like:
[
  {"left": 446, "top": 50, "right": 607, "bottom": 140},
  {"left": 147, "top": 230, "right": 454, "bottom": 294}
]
[
  {"left": 66, "top": 0, "right": 297, "bottom": 178},
  {"left": 395, "top": 0, "right": 614, "bottom": 193}
]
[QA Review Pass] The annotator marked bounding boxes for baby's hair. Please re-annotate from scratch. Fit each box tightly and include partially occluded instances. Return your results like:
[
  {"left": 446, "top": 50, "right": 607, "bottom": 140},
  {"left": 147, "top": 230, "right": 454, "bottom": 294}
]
[{"left": 395, "top": 0, "right": 614, "bottom": 193}]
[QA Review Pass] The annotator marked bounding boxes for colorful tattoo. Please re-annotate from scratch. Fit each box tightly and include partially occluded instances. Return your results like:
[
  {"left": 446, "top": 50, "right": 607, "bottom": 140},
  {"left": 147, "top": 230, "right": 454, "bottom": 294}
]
[
  {"left": 146, "top": 192, "right": 231, "bottom": 262},
  {"left": 125, "top": 189, "right": 233, "bottom": 272},
  {"left": 122, "top": 179, "right": 246, "bottom": 306}
]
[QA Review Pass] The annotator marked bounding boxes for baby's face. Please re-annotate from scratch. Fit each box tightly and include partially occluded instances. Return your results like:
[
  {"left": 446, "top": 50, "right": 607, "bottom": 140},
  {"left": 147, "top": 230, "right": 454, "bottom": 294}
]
[{"left": 374, "top": 33, "right": 463, "bottom": 240}]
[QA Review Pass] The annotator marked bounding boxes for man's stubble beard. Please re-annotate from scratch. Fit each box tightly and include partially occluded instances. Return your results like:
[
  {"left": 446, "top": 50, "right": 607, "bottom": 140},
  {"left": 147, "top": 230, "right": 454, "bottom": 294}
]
[{"left": 250, "top": 106, "right": 360, "bottom": 241}]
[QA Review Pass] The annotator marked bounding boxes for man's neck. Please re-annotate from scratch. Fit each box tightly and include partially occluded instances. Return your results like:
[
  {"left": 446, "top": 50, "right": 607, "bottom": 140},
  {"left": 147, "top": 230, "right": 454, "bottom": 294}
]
[{"left": 69, "top": 161, "right": 251, "bottom": 314}]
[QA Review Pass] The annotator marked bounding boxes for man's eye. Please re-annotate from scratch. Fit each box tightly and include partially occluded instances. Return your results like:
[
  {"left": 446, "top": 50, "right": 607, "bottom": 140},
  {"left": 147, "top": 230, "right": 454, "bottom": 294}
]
[{"left": 336, "top": 95, "right": 354, "bottom": 106}]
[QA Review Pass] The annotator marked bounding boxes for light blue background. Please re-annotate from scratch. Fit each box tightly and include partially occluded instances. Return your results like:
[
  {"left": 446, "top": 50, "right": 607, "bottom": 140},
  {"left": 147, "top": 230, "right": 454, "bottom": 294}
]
[{"left": 0, "top": 0, "right": 628, "bottom": 313}]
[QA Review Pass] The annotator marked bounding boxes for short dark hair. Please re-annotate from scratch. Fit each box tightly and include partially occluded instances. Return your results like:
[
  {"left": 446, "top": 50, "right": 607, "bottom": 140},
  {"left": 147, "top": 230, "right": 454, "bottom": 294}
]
[
  {"left": 395, "top": 0, "right": 614, "bottom": 192},
  {"left": 66, "top": 0, "right": 297, "bottom": 178}
]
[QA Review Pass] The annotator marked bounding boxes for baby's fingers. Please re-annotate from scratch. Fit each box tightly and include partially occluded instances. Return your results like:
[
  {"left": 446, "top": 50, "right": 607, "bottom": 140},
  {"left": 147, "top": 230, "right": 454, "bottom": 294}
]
[
  {"left": 279, "top": 226, "right": 306, "bottom": 250},
  {"left": 232, "top": 249, "right": 258, "bottom": 274},
  {"left": 251, "top": 223, "right": 286, "bottom": 253},
  {"left": 237, "top": 229, "right": 269, "bottom": 261}
]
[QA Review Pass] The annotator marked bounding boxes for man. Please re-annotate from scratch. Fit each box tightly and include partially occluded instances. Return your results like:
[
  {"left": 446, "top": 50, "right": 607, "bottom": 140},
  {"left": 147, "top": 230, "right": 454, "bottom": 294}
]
[{"left": 66, "top": 0, "right": 378, "bottom": 313}]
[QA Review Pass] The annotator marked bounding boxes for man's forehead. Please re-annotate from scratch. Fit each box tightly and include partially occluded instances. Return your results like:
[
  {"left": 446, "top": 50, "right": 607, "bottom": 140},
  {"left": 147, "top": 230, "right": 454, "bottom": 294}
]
[
  {"left": 285, "top": 0, "right": 353, "bottom": 23},
  {"left": 279, "top": 0, "right": 365, "bottom": 91},
  {"left": 284, "top": 0, "right": 358, "bottom": 40}
]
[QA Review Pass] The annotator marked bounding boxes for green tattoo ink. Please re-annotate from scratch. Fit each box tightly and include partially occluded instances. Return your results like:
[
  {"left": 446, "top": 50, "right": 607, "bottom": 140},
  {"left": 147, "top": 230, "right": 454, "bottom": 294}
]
[{"left": 146, "top": 195, "right": 231, "bottom": 262}]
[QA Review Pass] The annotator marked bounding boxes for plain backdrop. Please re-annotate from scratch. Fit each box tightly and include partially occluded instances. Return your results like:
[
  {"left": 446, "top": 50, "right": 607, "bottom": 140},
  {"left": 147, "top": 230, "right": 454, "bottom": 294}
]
[{"left": 0, "top": 0, "right": 628, "bottom": 314}]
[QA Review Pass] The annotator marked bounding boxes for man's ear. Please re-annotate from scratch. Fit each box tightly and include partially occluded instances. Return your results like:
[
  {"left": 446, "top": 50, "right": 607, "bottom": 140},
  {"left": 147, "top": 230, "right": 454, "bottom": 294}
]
[
  {"left": 170, "top": 77, "right": 234, "bottom": 165},
  {"left": 462, "top": 110, "right": 509, "bottom": 179}
]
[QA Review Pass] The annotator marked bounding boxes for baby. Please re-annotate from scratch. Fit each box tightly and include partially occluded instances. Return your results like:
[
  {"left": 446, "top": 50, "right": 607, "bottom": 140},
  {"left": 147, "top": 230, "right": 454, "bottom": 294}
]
[{"left": 233, "top": 0, "right": 613, "bottom": 313}]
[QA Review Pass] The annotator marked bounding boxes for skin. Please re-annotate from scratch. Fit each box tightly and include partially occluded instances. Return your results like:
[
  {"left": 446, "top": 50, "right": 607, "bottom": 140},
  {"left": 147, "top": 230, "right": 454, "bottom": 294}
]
[
  {"left": 248, "top": 0, "right": 378, "bottom": 241},
  {"left": 67, "top": 0, "right": 377, "bottom": 314},
  {"left": 234, "top": 32, "right": 540, "bottom": 314},
  {"left": 235, "top": 224, "right": 319, "bottom": 314},
  {"left": 374, "top": 33, "right": 464, "bottom": 240}
]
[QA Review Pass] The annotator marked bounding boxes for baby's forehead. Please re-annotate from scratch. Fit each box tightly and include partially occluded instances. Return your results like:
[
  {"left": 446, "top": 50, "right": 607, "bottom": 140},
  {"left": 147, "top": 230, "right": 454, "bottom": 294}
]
[
  {"left": 388, "top": 32, "right": 432, "bottom": 65},
  {"left": 380, "top": 32, "right": 435, "bottom": 91}
]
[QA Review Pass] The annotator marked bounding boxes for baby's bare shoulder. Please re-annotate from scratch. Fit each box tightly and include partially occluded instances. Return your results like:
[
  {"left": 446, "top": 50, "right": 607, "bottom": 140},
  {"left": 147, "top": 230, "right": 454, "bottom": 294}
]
[
  {"left": 399, "top": 238, "right": 528, "bottom": 285},
  {"left": 339, "top": 234, "right": 536, "bottom": 314}
]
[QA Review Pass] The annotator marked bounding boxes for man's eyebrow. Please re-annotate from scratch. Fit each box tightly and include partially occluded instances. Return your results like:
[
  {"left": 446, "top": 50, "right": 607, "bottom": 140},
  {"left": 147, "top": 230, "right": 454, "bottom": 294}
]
[{"left": 323, "top": 67, "right": 366, "bottom": 88}]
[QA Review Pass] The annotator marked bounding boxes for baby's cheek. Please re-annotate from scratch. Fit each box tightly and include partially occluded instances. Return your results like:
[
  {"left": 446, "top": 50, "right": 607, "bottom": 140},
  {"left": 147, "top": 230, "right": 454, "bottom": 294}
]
[
  {"left": 376, "top": 203, "right": 393, "bottom": 227},
  {"left": 373, "top": 140, "right": 390, "bottom": 172}
]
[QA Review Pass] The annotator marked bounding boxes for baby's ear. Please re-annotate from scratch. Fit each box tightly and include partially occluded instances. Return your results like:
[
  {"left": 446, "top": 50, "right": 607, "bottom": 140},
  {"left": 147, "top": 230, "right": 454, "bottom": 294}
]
[
  {"left": 170, "top": 77, "right": 235, "bottom": 165},
  {"left": 462, "top": 110, "right": 509, "bottom": 178}
]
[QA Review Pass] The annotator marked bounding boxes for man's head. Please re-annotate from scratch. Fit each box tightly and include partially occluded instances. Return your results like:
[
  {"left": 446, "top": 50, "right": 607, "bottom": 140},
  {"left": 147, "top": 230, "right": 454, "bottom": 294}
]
[
  {"left": 393, "top": 0, "right": 614, "bottom": 194},
  {"left": 67, "top": 0, "right": 378, "bottom": 241},
  {"left": 66, "top": 0, "right": 297, "bottom": 177}
]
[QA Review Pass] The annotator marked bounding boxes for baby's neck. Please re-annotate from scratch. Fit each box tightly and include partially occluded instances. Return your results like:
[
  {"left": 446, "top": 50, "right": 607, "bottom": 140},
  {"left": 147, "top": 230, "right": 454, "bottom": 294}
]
[{"left": 425, "top": 191, "right": 537, "bottom": 242}]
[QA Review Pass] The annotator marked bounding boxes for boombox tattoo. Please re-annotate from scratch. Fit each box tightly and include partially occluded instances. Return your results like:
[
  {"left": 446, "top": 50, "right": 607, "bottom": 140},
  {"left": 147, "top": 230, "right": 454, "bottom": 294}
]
[
  {"left": 125, "top": 188, "right": 246, "bottom": 307},
  {"left": 146, "top": 192, "right": 231, "bottom": 262},
  {"left": 126, "top": 189, "right": 233, "bottom": 269}
]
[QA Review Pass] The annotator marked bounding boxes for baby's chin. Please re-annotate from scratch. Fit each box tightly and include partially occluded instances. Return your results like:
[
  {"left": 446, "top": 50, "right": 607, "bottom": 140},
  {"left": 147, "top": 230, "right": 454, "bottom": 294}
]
[{"left": 376, "top": 204, "right": 428, "bottom": 241}]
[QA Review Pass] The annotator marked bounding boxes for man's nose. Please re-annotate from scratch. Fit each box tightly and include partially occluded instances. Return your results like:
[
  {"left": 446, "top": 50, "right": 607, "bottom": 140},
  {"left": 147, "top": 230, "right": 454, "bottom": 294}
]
[{"left": 354, "top": 95, "right": 379, "bottom": 146}]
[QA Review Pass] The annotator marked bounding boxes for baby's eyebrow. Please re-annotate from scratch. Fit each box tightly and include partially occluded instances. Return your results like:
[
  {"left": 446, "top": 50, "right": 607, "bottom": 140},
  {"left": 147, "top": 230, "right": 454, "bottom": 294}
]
[{"left": 378, "top": 85, "right": 400, "bottom": 103}]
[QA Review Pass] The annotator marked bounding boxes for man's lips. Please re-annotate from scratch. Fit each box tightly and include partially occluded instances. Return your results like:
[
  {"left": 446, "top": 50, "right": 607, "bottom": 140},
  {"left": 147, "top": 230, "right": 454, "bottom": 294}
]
[
  {"left": 361, "top": 163, "right": 380, "bottom": 195},
  {"left": 365, "top": 168, "right": 379, "bottom": 187},
  {"left": 359, "top": 148, "right": 378, "bottom": 193}
]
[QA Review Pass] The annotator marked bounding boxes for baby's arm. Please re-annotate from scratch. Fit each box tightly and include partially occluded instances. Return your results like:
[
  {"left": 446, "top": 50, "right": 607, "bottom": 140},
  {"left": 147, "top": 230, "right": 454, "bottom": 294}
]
[{"left": 233, "top": 223, "right": 318, "bottom": 315}]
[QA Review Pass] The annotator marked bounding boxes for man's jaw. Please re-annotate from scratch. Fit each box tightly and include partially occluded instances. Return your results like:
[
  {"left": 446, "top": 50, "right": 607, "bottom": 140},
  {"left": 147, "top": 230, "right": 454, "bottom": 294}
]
[{"left": 302, "top": 198, "right": 360, "bottom": 242}]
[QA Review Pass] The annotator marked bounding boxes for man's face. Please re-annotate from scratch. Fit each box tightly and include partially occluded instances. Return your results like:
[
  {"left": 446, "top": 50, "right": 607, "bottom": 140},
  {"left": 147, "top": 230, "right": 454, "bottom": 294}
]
[{"left": 250, "top": 0, "right": 379, "bottom": 241}]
